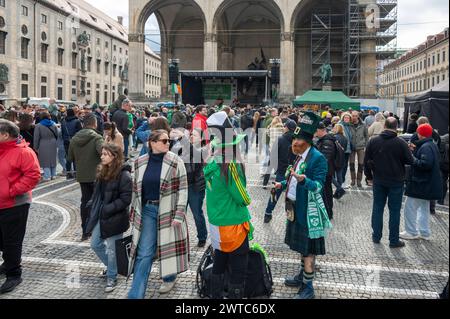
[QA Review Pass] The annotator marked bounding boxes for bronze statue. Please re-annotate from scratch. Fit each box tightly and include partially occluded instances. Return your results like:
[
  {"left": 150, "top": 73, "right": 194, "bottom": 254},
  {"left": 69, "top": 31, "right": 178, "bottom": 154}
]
[
  {"left": 77, "top": 31, "right": 89, "bottom": 47},
  {"left": 121, "top": 60, "right": 129, "bottom": 81},
  {"left": 319, "top": 63, "right": 333, "bottom": 84},
  {"left": 0, "top": 64, "right": 8, "bottom": 82}
]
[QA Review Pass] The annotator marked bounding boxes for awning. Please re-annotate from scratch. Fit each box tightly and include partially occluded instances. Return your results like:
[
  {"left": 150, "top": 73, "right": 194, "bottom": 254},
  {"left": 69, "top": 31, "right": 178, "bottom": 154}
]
[
  {"left": 180, "top": 70, "right": 270, "bottom": 78},
  {"left": 293, "top": 90, "right": 361, "bottom": 110}
]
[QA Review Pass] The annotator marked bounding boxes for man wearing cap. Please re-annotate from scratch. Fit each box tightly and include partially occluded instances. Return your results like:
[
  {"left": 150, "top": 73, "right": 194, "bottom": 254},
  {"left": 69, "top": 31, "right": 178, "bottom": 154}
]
[
  {"left": 263, "top": 119, "right": 297, "bottom": 223},
  {"left": 274, "top": 112, "right": 332, "bottom": 299},
  {"left": 401, "top": 124, "right": 443, "bottom": 241}
]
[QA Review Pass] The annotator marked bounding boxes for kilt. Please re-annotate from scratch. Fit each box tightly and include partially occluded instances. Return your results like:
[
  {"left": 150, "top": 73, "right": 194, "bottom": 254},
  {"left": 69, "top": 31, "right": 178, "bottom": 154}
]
[{"left": 285, "top": 220, "right": 326, "bottom": 256}]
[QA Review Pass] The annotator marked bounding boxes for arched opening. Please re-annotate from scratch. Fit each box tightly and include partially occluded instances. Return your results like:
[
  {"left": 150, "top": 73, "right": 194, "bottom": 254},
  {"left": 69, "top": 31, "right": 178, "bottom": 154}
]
[
  {"left": 214, "top": 0, "right": 284, "bottom": 70},
  {"left": 292, "top": 0, "right": 348, "bottom": 96},
  {"left": 133, "top": 0, "right": 206, "bottom": 99}
]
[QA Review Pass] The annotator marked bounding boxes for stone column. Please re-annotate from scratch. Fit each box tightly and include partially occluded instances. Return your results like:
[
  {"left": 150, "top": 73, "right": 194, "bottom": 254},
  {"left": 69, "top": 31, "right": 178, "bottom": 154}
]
[
  {"left": 279, "top": 32, "right": 295, "bottom": 103},
  {"left": 221, "top": 47, "right": 233, "bottom": 70},
  {"left": 128, "top": 33, "right": 146, "bottom": 102},
  {"left": 160, "top": 48, "right": 169, "bottom": 99},
  {"left": 204, "top": 33, "right": 218, "bottom": 71}
]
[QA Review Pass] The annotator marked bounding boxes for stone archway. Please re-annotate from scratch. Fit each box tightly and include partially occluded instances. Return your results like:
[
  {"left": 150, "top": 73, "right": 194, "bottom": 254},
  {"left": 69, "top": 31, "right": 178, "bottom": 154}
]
[
  {"left": 213, "top": 0, "right": 285, "bottom": 71},
  {"left": 128, "top": 0, "right": 206, "bottom": 100}
]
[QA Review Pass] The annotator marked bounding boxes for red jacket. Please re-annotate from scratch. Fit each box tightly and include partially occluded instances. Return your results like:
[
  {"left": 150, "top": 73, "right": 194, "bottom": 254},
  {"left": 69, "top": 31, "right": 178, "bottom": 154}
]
[
  {"left": 192, "top": 113, "right": 209, "bottom": 143},
  {"left": 0, "top": 138, "right": 41, "bottom": 210}
]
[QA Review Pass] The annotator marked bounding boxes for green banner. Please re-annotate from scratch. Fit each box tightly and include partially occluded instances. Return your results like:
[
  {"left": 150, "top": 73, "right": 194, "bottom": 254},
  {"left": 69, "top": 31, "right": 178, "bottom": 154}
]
[{"left": 203, "top": 84, "right": 232, "bottom": 100}]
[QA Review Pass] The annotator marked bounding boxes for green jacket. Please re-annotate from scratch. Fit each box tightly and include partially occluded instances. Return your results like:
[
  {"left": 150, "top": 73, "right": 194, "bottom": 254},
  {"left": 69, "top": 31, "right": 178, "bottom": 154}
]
[
  {"left": 204, "top": 158, "right": 252, "bottom": 227},
  {"left": 68, "top": 129, "right": 104, "bottom": 183}
]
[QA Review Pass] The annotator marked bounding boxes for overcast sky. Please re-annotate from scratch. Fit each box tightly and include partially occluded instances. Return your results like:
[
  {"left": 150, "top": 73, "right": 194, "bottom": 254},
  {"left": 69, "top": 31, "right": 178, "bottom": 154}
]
[{"left": 86, "top": 0, "right": 449, "bottom": 50}]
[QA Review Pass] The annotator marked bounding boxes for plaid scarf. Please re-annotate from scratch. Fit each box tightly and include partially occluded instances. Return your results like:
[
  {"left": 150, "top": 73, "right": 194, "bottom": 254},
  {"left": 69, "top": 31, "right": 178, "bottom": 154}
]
[{"left": 307, "top": 182, "right": 333, "bottom": 239}]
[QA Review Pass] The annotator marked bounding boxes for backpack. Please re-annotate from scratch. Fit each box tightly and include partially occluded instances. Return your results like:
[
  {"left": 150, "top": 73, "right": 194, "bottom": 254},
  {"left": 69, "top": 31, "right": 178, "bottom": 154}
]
[
  {"left": 334, "top": 140, "right": 346, "bottom": 170},
  {"left": 196, "top": 244, "right": 273, "bottom": 299}
]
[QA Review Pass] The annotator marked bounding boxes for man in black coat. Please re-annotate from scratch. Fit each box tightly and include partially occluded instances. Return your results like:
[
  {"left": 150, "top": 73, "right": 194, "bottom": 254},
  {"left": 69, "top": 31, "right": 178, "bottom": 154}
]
[
  {"left": 315, "top": 122, "right": 337, "bottom": 220},
  {"left": 401, "top": 123, "right": 443, "bottom": 241},
  {"left": 111, "top": 99, "right": 132, "bottom": 158},
  {"left": 364, "top": 118, "right": 414, "bottom": 248},
  {"left": 263, "top": 120, "right": 297, "bottom": 223}
]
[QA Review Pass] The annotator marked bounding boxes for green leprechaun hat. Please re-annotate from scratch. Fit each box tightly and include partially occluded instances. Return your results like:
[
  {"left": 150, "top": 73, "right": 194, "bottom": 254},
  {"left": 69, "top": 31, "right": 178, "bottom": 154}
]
[{"left": 293, "top": 111, "right": 322, "bottom": 144}]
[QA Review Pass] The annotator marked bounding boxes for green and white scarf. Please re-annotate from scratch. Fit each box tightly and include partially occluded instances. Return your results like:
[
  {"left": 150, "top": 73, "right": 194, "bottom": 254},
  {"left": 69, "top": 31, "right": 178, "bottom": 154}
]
[{"left": 307, "top": 182, "right": 333, "bottom": 239}]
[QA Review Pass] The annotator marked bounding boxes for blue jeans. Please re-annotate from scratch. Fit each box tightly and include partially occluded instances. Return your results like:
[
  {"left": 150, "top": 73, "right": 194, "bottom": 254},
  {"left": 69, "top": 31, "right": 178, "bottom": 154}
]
[
  {"left": 341, "top": 153, "right": 350, "bottom": 184},
  {"left": 372, "top": 183, "right": 404, "bottom": 245},
  {"left": 124, "top": 135, "right": 130, "bottom": 158},
  {"left": 187, "top": 187, "right": 207, "bottom": 241},
  {"left": 332, "top": 168, "right": 345, "bottom": 193},
  {"left": 57, "top": 144, "right": 66, "bottom": 173},
  {"left": 404, "top": 197, "right": 431, "bottom": 237},
  {"left": 128, "top": 204, "right": 176, "bottom": 299},
  {"left": 265, "top": 172, "right": 285, "bottom": 216},
  {"left": 43, "top": 167, "right": 56, "bottom": 180},
  {"left": 90, "top": 222, "right": 123, "bottom": 280}
]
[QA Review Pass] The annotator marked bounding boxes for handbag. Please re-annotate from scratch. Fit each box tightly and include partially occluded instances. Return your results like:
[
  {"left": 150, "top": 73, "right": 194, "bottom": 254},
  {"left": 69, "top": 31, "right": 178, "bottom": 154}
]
[{"left": 115, "top": 235, "right": 133, "bottom": 277}]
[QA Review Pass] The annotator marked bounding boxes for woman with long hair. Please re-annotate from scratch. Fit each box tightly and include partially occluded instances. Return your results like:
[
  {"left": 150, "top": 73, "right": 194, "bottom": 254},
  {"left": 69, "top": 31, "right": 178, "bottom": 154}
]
[
  {"left": 104, "top": 122, "right": 124, "bottom": 151},
  {"left": 18, "top": 113, "right": 35, "bottom": 150},
  {"left": 204, "top": 112, "right": 253, "bottom": 299},
  {"left": 128, "top": 130, "right": 189, "bottom": 299},
  {"left": 33, "top": 111, "right": 58, "bottom": 182},
  {"left": 87, "top": 143, "right": 132, "bottom": 293}
]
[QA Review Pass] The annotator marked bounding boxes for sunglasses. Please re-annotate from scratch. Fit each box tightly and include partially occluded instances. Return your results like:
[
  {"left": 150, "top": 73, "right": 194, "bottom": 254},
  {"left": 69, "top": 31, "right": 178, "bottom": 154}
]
[{"left": 156, "top": 139, "right": 169, "bottom": 145}]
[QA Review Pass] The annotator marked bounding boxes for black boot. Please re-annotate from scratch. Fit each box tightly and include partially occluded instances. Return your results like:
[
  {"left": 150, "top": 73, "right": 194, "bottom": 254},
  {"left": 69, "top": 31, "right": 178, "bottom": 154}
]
[
  {"left": 227, "top": 282, "right": 246, "bottom": 299},
  {"left": 1, "top": 277, "right": 23, "bottom": 294},
  {"left": 210, "top": 274, "right": 225, "bottom": 299},
  {"left": 284, "top": 269, "right": 304, "bottom": 287}
]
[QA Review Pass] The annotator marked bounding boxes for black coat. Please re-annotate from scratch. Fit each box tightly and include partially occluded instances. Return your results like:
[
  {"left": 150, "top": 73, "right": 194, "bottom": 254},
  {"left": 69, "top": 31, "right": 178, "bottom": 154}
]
[
  {"left": 316, "top": 134, "right": 336, "bottom": 176},
  {"left": 405, "top": 138, "right": 443, "bottom": 200},
  {"left": 111, "top": 109, "right": 131, "bottom": 137},
  {"left": 364, "top": 130, "right": 414, "bottom": 187},
  {"left": 272, "top": 131, "right": 296, "bottom": 176},
  {"left": 95, "top": 165, "right": 132, "bottom": 239}
]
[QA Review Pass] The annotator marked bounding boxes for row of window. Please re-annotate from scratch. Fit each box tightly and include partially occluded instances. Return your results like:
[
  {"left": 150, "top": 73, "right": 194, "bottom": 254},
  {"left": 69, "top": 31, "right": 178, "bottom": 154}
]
[
  {"left": 384, "top": 49, "right": 448, "bottom": 82},
  {"left": 383, "top": 73, "right": 448, "bottom": 96},
  {"left": 145, "top": 74, "right": 161, "bottom": 86}
]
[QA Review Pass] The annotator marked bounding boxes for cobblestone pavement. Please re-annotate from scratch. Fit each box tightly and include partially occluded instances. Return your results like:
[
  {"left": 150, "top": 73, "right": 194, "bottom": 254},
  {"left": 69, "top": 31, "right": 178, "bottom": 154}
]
[{"left": 1, "top": 149, "right": 448, "bottom": 300}]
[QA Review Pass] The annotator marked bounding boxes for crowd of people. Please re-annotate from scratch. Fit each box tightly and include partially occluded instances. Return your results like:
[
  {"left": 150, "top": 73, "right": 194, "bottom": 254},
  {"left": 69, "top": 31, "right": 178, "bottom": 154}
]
[{"left": 0, "top": 97, "right": 448, "bottom": 299}]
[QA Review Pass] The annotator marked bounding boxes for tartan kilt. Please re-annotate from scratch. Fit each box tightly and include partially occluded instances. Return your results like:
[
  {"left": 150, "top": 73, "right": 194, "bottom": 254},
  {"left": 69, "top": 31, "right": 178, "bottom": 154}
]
[{"left": 285, "top": 220, "right": 326, "bottom": 256}]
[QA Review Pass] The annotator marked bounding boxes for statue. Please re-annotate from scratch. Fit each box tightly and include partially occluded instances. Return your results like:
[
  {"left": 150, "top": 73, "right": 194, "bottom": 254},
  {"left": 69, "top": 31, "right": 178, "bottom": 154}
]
[
  {"left": 80, "top": 50, "right": 86, "bottom": 72},
  {"left": 247, "top": 47, "right": 268, "bottom": 71},
  {"left": 0, "top": 64, "right": 8, "bottom": 82},
  {"left": 121, "top": 60, "right": 129, "bottom": 81},
  {"left": 77, "top": 31, "right": 89, "bottom": 47},
  {"left": 319, "top": 63, "right": 333, "bottom": 84}
]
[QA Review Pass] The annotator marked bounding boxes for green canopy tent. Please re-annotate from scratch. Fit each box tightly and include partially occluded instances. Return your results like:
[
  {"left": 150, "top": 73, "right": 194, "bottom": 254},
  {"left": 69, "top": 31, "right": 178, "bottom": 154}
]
[{"left": 293, "top": 91, "right": 361, "bottom": 111}]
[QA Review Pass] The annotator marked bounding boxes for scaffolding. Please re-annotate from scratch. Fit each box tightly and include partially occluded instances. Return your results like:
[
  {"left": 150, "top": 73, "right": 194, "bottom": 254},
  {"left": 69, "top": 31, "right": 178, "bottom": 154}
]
[{"left": 310, "top": 0, "right": 398, "bottom": 97}]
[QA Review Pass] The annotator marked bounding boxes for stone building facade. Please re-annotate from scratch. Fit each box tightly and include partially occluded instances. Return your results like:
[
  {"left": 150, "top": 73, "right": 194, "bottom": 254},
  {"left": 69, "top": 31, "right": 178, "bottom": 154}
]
[
  {"left": 0, "top": 0, "right": 161, "bottom": 107},
  {"left": 379, "top": 28, "right": 449, "bottom": 99},
  {"left": 128, "top": 0, "right": 398, "bottom": 102}
]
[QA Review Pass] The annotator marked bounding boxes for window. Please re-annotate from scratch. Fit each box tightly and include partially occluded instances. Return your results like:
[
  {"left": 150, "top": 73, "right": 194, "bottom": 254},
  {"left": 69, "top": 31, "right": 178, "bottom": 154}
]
[
  {"left": 420, "top": 61, "right": 422, "bottom": 70},
  {"left": 57, "top": 86, "right": 63, "bottom": 100},
  {"left": 113, "top": 44, "right": 116, "bottom": 51},
  {"left": 96, "top": 38, "right": 100, "bottom": 45},
  {"left": 119, "top": 66, "right": 122, "bottom": 77},
  {"left": 96, "top": 60, "right": 101, "bottom": 73},
  {"left": 41, "top": 86, "right": 47, "bottom": 98},
  {"left": 443, "top": 74, "right": 446, "bottom": 81},
  {"left": 443, "top": 50, "right": 446, "bottom": 63},
  {"left": 96, "top": 90, "right": 100, "bottom": 104},
  {"left": 0, "top": 31, "right": 6, "bottom": 55},
  {"left": 437, "top": 76, "right": 440, "bottom": 84},
  {"left": 58, "top": 78, "right": 63, "bottom": 85},
  {"left": 22, "top": 74, "right": 28, "bottom": 81},
  {"left": 119, "top": 47, "right": 122, "bottom": 54},
  {"left": 58, "top": 21, "right": 63, "bottom": 30},
  {"left": 89, "top": 15, "right": 97, "bottom": 22},
  {"left": 87, "top": 57, "right": 92, "bottom": 72},
  {"left": 437, "top": 53, "right": 440, "bottom": 64},
  {"left": 428, "top": 58, "right": 431, "bottom": 67},
  {"left": 21, "top": 84, "right": 28, "bottom": 98},
  {"left": 41, "top": 44, "right": 48, "bottom": 63},
  {"left": 105, "top": 41, "right": 108, "bottom": 48},
  {"left": 432, "top": 55, "right": 435, "bottom": 66},
  {"left": 0, "top": 0, "right": 5, "bottom": 7},
  {"left": 41, "top": 14, "right": 47, "bottom": 24},
  {"left": 432, "top": 77, "right": 435, "bottom": 87},
  {"left": 57, "top": 48, "right": 64, "bottom": 66},
  {"left": 22, "top": 6, "right": 28, "bottom": 16},
  {"left": 105, "top": 62, "right": 109, "bottom": 76},
  {"left": 113, "top": 64, "right": 117, "bottom": 77},
  {"left": 104, "top": 91, "right": 108, "bottom": 104},
  {"left": 72, "top": 52, "right": 77, "bottom": 69},
  {"left": 21, "top": 38, "right": 29, "bottom": 59}
]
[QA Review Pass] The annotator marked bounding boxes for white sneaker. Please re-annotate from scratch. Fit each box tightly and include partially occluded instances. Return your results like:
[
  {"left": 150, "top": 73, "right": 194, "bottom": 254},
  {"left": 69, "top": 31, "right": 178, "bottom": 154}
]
[
  {"left": 399, "top": 231, "right": 420, "bottom": 240},
  {"left": 420, "top": 234, "right": 431, "bottom": 241},
  {"left": 159, "top": 280, "right": 176, "bottom": 294}
]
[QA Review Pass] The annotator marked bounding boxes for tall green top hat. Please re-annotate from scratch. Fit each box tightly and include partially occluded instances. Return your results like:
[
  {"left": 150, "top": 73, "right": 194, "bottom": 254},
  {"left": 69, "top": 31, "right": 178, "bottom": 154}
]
[{"left": 293, "top": 111, "right": 321, "bottom": 144}]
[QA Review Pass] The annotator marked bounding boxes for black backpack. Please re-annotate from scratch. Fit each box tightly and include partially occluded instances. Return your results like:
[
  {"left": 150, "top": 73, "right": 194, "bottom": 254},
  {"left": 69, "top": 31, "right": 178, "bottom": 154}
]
[
  {"left": 334, "top": 140, "right": 346, "bottom": 170},
  {"left": 196, "top": 245, "right": 273, "bottom": 299}
]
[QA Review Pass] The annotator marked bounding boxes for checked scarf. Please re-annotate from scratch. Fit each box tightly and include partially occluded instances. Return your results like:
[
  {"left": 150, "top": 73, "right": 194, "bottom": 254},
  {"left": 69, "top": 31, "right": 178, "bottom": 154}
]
[{"left": 307, "top": 181, "right": 332, "bottom": 239}]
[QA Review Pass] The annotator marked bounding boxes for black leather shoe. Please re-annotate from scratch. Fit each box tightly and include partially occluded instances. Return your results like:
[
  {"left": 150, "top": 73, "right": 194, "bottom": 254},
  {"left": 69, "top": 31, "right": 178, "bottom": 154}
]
[
  {"left": 0, "top": 264, "right": 5, "bottom": 276},
  {"left": 284, "top": 272, "right": 303, "bottom": 288},
  {"left": 389, "top": 241, "right": 406, "bottom": 248},
  {"left": 197, "top": 240, "right": 207, "bottom": 248},
  {"left": 1, "top": 277, "right": 23, "bottom": 294},
  {"left": 264, "top": 215, "right": 272, "bottom": 224}
]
